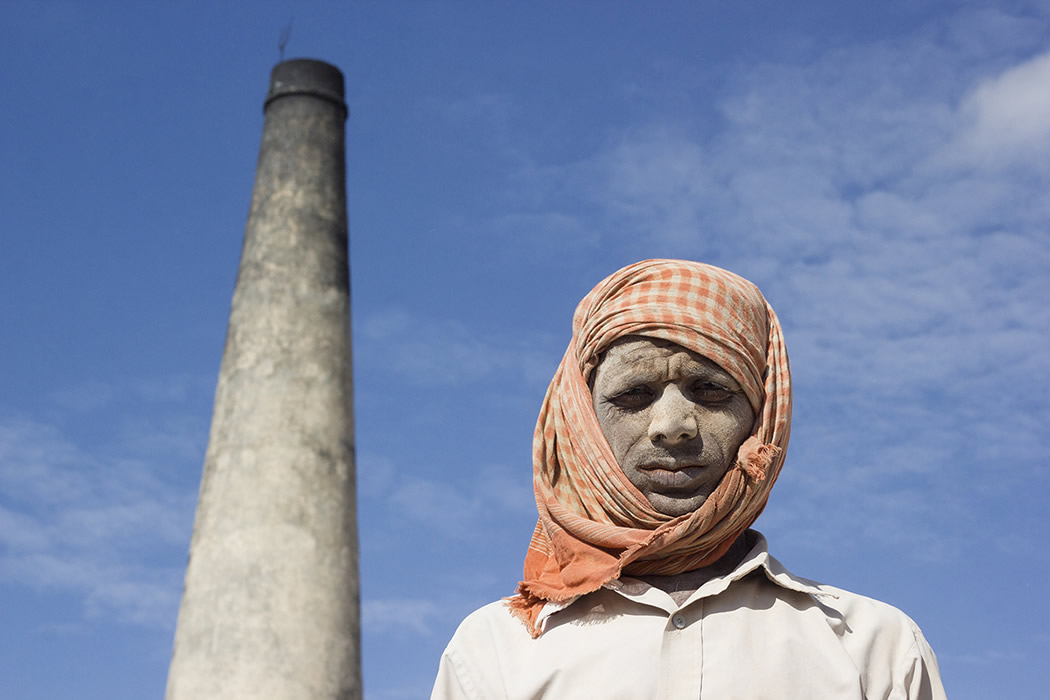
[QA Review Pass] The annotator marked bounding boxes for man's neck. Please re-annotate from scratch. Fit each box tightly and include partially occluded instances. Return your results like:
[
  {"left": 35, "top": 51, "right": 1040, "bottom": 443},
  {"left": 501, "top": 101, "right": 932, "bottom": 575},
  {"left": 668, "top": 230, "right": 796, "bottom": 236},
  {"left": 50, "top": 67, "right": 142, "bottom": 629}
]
[{"left": 634, "top": 534, "right": 752, "bottom": 606}]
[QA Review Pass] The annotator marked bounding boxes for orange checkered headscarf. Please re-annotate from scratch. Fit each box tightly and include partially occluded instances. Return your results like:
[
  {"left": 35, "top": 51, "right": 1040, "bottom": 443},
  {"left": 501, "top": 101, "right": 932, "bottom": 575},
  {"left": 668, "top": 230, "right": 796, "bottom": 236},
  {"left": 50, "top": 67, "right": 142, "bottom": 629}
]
[{"left": 508, "top": 259, "right": 791, "bottom": 637}]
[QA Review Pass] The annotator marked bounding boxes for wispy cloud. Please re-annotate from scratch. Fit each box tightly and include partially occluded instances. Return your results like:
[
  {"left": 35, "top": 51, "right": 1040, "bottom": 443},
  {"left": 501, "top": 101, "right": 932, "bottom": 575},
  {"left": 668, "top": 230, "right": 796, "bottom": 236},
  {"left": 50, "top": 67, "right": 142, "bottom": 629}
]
[
  {"left": 936, "top": 646, "right": 1028, "bottom": 666},
  {"left": 48, "top": 380, "right": 117, "bottom": 413},
  {"left": 947, "top": 50, "right": 1050, "bottom": 165},
  {"left": 358, "top": 452, "right": 534, "bottom": 542},
  {"left": 357, "top": 306, "right": 560, "bottom": 388},
  {"left": 0, "top": 392, "right": 202, "bottom": 629},
  {"left": 363, "top": 597, "right": 443, "bottom": 637}
]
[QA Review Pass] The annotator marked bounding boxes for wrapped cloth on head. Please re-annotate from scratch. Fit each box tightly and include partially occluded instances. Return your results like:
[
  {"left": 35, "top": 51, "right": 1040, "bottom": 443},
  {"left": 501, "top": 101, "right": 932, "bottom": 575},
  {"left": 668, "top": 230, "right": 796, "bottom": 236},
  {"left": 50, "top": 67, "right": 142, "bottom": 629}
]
[{"left": 508, "top": 259, "right": 792, "bottom": 637}]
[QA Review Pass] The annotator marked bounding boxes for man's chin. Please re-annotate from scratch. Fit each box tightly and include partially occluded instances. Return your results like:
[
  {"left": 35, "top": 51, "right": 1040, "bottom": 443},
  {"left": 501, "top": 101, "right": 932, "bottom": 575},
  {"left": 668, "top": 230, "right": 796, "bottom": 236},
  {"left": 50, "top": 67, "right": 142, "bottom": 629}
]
[{"left": 645, "top": 491, "right": 712, "bottom": 518}]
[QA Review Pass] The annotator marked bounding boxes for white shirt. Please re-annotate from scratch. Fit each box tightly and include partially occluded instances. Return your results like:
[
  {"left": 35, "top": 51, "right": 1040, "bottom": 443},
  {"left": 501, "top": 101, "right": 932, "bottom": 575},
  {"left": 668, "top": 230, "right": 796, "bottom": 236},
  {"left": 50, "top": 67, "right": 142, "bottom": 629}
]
[{"left": 432, "top": 531, "right": 946, "bottom": 699}]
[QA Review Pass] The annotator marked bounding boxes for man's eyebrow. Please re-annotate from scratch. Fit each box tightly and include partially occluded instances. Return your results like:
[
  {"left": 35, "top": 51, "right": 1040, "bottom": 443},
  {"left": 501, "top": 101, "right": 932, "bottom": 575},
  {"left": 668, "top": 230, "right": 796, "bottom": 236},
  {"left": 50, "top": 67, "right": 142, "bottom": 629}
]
[
  {"left": 687, "top": 364, "right": 733, "bottom": 379},
  {"left": 682, "top": 362, "right": 741, "bottom": 387},
  {"left": 597, "top": 366, "right": 660, "bottom": 390},
  {"left": 603, "top": 369, "right": 654, "bottom": 386}
]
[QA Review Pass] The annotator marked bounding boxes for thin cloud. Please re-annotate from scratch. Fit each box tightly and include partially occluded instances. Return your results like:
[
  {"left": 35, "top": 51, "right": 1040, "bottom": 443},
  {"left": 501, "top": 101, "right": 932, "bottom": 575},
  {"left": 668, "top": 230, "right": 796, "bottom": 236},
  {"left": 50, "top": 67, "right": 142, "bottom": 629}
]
[
  {"left": 937, "top": 647, "right": 1028, "bottom": 666},
  {"left": 357, "top": 307, "right": 560, "bottom": 387},
  {"left": 0, "top": 401, "right": 200, "bottom": 630},
  {"left": 362, "top": 597, "right": 442, "bottom": 637},
  {"left": 361, "top": 454, "right": 534, "bottom": 542},
  {"left": 48, "top": 380, "right": 117, "bottom": 413},
  {"left": 952, "top": 49, "right": 1050, "bottom": 164}
]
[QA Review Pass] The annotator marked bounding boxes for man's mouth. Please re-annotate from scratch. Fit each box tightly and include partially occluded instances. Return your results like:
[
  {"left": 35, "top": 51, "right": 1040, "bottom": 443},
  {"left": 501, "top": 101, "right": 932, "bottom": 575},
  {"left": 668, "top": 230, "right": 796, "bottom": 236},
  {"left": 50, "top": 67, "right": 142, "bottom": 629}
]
[{"left": 639, "top": 462, "right": 708, "bottom": 491}]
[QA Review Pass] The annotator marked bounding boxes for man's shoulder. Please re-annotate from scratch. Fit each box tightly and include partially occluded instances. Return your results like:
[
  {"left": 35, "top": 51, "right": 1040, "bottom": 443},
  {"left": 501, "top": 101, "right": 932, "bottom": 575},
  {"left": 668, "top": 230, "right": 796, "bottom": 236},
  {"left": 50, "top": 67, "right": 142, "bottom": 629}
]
[
  {"left": 812, "top": 580, "right": 917, "bottom": 612},
  {"left": 758, "top": 540, "right": 927, "bottom": 640},
  {"left": 810, "top": 580, "right": 928, "bottom": 640},
  {"left": 447, "top": 599, "right": 532, "bottom": 646},
  {"left": 753, "top": 543, "right": 933, "bottom": 663}
]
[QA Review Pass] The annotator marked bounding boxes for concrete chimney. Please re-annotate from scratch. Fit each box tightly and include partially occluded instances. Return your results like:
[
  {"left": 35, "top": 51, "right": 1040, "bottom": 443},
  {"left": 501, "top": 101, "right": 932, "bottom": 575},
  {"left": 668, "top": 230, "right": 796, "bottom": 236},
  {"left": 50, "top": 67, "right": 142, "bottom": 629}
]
[{"left": 166, "top": 59, "right": 360, "bottom": 700}]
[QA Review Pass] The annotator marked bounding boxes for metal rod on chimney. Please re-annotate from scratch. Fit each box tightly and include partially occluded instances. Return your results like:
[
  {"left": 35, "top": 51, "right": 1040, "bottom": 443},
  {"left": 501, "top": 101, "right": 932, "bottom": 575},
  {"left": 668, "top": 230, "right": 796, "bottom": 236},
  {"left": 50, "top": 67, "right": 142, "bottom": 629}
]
[{"left": 166, "top": 59, "right": 361, "bottom": 700}]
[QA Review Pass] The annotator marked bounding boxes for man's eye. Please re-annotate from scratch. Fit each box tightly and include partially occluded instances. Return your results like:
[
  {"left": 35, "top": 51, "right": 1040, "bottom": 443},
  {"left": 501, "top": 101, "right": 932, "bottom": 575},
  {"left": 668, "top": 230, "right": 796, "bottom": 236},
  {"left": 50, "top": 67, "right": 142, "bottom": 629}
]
[
  {"left": 609, "top": 387, "right": 654, "bottom": 409},
  {"left": 691, "top": 382, "right": 734, "bottom": 403}
]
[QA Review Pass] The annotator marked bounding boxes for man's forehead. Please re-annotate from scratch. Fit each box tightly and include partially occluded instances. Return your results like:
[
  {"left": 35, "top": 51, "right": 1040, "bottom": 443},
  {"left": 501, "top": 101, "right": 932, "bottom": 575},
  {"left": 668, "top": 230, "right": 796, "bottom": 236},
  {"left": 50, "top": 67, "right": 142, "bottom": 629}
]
[
  {"left": 598, "top": 337, "right": 734, "bottom": 379},
  {"left": 603, "top": 337, "right": 678, "bottom": 362}
]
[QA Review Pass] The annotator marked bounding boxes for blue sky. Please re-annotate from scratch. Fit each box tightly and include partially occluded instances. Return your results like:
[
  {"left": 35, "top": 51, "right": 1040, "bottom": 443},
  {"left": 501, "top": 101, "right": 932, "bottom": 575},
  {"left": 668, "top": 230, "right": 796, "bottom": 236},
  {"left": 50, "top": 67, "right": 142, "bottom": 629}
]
[{"left": 2, "top": 1, "right": 1048, "bottom": 698}]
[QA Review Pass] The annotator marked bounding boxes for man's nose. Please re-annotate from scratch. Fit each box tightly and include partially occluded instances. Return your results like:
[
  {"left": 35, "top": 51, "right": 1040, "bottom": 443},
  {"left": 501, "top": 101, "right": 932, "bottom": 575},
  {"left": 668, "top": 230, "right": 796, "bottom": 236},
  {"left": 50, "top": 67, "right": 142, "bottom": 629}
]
[{"left": 647, "top": 386, "right": 698, "bottom": 446}]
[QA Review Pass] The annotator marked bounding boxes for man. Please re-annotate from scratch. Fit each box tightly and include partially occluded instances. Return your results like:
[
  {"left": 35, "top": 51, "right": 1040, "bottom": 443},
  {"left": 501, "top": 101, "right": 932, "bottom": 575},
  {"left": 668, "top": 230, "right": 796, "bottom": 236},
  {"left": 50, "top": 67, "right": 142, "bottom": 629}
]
[{"left": 432, "top": 260, "right": 946, "bottom": 699}]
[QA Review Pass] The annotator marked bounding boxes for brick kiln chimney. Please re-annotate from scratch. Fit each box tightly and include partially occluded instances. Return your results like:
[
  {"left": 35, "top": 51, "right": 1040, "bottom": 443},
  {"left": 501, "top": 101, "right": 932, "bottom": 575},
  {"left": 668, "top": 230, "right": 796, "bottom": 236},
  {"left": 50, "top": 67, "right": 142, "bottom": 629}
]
[{"left": 166, "top": 59, "right": 361, "bottom": 700}]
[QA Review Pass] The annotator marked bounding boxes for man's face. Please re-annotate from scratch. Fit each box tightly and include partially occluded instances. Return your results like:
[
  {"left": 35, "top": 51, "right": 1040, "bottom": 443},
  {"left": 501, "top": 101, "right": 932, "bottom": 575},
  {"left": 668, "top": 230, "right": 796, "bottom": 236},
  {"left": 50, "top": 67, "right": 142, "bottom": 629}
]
[{"left": 590, "top": 337, "right": 755, "bottom": 517}]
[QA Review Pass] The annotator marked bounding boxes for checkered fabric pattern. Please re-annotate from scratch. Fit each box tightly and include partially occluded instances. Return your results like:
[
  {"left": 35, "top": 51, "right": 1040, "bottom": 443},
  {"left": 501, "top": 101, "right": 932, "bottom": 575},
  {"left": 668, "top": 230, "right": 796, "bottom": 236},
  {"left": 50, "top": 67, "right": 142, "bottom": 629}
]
[{"left": 508, "top": 259, "right": 792, "bottom": 637}]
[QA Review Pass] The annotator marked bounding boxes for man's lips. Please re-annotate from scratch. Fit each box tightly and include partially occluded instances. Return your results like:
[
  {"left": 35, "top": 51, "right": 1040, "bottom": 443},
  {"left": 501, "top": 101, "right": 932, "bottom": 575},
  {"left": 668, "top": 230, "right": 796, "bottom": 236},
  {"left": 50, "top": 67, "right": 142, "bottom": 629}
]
[{"left": 638, "top": 462, "right": 709, "bottom": 491}]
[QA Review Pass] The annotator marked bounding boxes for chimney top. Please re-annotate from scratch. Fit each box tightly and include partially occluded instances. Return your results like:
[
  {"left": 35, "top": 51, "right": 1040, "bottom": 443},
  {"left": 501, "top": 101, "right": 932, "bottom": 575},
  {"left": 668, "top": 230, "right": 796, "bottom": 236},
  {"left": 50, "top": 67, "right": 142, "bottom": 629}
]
[{"left": 264, "top": 58, "right": 347, "bottom": 119}]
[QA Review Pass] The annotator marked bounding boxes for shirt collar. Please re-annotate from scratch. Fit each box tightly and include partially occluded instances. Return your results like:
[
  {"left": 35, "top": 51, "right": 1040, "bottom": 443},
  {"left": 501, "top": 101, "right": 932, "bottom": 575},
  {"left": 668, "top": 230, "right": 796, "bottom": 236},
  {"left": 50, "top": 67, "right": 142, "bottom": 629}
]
[{"left": 535, "top": 530, "right": 833, "bottom": 627}]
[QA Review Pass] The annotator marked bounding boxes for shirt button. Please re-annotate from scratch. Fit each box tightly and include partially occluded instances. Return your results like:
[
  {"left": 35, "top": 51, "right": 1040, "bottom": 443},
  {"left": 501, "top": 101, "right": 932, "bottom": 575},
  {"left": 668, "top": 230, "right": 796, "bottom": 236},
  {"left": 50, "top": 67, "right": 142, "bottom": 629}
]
[{"left": 671, "top": 613, "right": 686, "bottom": 629}]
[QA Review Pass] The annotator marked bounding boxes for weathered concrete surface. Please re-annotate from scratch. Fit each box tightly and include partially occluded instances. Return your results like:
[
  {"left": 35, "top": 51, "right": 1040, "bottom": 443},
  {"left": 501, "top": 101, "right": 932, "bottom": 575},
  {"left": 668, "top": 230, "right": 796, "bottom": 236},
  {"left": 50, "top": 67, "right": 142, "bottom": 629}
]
[{"left": 166, "top": 59, "right": 360, "bottom": 700}]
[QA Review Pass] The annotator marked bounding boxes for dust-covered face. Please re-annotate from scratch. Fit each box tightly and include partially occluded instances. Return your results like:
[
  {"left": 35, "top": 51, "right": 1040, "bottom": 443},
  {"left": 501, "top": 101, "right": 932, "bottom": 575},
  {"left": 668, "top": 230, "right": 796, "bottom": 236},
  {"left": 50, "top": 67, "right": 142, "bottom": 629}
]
[{"left": 590, "top": 337, "right": 755, "bottom": 517}]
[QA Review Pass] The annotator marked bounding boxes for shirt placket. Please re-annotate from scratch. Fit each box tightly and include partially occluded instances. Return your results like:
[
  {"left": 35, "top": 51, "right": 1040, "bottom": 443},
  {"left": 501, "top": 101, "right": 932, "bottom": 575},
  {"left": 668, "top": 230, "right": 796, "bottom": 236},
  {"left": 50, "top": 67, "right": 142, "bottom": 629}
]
[{"left": 656, "top": 598, "right": 704, "bottom": 698}]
